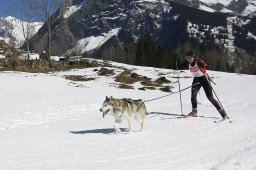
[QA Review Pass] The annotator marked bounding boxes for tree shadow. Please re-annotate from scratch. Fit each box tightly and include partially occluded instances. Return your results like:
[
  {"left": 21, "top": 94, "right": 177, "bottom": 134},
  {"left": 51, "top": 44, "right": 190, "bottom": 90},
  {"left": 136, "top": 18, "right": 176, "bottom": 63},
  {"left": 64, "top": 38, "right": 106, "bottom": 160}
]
[{"left": 70, "top": 128, "right": 127, "bottom": 135}]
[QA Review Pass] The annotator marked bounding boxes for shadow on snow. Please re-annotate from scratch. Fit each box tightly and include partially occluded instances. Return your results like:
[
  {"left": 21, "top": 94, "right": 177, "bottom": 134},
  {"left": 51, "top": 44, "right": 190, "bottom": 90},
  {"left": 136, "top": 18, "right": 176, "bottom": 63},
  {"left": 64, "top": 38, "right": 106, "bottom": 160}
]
[
  {"left": 70, "top": 112, "right": 220, "bottom": 135},
  {"left": 70, "top": 128, "right": 127, "bottom": 135}
]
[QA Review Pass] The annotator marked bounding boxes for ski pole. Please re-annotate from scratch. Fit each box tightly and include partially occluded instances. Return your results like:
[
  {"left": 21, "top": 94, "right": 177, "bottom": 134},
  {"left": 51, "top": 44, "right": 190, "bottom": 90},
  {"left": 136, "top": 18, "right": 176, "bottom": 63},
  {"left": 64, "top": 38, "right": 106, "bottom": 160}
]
[
  {"left": 206, "top": 74, "right": 223, "bottom": 108},
  {"left": 206, "top": 74, "right": 232, "bottom": 123},
  {"left": 206, "top": 73, "right": 216, "bottom": 85},
  {"left": 175, "top": 54, "right": 184, "bottom": 116}
]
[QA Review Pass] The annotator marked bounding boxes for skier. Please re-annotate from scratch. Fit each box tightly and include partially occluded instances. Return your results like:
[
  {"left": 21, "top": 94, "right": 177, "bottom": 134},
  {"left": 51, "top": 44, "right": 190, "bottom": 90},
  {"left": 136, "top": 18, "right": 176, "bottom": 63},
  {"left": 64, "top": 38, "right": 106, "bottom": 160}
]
[{"left": 185, "top": 50, "right": 228, "bottom": 119}]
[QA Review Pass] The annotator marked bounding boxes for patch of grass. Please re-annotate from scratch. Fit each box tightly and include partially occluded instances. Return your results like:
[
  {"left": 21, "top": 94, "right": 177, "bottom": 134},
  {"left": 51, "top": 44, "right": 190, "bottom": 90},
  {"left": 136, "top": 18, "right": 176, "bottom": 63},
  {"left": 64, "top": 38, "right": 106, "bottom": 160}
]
[
  {"left": 140, "top": 76, "right": 171, "bottom": 88},
  {"left": 131, "top": 73, "right": 139, "bottom": 79},
  {"left": 138, "top": 86, "right": 156, "bottom": 91},
  {"left": 115, "top": 70, "right": 138, "bottom": 84},
  {"left": 114, "top": 69, "right": 172, "bottom": 91},
  {"left": 159, "top": 86, "right": 173, "bottom": 92},
  {"left": 155, "top": 76, "right": 171, "bottom": 84},
  {"left": 98, "top": 67, "right": 115, "bottom": 76},
  {"left": 118, "top": 84, "right": 134, "bottom": 89},
  {"left": 64, "top": 75, "right": 95, "bottom": 81},
  {"left": 141, "top": 80, "right": 157, "bottom": 87},
  {"left": 144, "top": 86, "right": 156, "bottom": 90}
]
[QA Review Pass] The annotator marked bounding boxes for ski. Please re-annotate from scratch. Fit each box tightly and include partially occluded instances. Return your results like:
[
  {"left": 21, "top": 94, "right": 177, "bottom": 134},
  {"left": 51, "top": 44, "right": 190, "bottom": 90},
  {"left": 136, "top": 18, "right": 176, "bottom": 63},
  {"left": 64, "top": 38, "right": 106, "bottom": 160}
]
[
  {"left": 174, "top": 115, "right": 221, "bottom": 120},
  {"left": 214, "top": 118, "right": 232, "bottom": 123},
  {"left": 174, "top": 115, "right": 231, "bottom": 122},
  {"left": 176, "top": 115, "right": 205, "bottom": 119}
]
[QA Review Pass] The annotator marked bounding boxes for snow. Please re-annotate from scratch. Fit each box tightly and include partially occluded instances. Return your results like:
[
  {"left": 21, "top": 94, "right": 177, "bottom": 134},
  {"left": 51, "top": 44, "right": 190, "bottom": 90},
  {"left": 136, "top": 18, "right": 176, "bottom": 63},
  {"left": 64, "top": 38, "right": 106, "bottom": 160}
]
[
  {"left": 194, "top": 0, "right": 256, "bottom": 16},
  {"left": 247, "top": 32, "right": 256, "bottom": 40},
  {"left": 220, "top": 8, "right": 233, "bottom": 13},
  {"left": 63, "top": 1, "right": 87, "bottom": 18},
  {"left": 0, "top": 37, "right": 10, "bottom": 44},
  {"left": 29, "top": 53, "right": 40, "bottom": 60},
  {"left": 146, "top": 0, "right": 159, "bottom": 1},
  {"left": 1, "top": 59, "right": 256, "bottom": 170},
  {"left": 242, "top": 4, "right": 256, "bottom": 16},
  {"left": 197, "top": 0, "right": 233, "bottom": 6},
  {"left": 225, "top": 21, "right": 235, "bottom": 52},
  {"left": 66, "top": 28, "right": 121, "bottom": 55},
  {"left": 20, "top": 54, "right": 63, "bottom": 61},
  {"left": 199, "top": 5, "right": 216, "bottom": 13},
  {"left": 50, "top": 56, "right": 63, "bottom": 61},
  {"left": 0, "top": 16, "right": 43, "bottom": 47},
  {"left": 0, "top": 54, "right": 5, "bottom": 58}
]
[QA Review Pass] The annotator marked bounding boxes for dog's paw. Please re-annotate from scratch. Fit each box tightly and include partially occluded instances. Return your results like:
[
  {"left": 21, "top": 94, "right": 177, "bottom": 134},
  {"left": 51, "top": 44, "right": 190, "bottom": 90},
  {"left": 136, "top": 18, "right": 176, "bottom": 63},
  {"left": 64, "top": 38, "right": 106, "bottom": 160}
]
[
  {"left": 125, "top": 129, "right": 132, "bottom": 134},
  {"left": 115, "top": 130, "right": 121, "bottom": 134}
]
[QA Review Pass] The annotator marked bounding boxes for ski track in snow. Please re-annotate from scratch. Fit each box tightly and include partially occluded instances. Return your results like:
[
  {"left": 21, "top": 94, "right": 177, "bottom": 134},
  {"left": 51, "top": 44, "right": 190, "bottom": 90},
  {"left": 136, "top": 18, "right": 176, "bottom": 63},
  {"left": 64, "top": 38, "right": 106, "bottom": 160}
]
[{"left": 0, "top": 63, "right": 256, "bottom": 170}]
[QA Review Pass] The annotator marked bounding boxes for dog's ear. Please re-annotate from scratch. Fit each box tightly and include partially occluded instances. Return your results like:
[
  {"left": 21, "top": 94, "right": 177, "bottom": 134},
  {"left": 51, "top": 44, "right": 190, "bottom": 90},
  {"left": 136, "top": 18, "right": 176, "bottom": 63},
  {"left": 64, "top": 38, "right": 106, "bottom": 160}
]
[
  {"left": 106, "top": 96, "right": 109, "bottom": 100},
  {"left": 110, "top": 96, "right": 114, "bottom": 101}
]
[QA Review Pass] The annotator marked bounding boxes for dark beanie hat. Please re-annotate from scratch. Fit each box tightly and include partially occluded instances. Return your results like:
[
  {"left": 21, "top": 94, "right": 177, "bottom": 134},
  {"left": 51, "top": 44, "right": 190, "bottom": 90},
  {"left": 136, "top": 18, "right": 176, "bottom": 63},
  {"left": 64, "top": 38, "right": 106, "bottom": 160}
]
[{"left": 185, "top": 50, "right": 194, "bottom": 57}]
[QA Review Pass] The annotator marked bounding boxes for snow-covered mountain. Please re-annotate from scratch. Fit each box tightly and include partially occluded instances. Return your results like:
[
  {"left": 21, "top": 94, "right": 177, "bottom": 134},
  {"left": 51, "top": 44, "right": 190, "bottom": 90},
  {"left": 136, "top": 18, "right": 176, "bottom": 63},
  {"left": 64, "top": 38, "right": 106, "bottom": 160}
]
[
  {"left": 28, "top": 0, "right": 256, "bottom": 73},
  {"left": 172, "top": 0, "right": 256, "bottom": 17},
  {"left": 0, "top": 16, "right": 43, "bottom": 47}
]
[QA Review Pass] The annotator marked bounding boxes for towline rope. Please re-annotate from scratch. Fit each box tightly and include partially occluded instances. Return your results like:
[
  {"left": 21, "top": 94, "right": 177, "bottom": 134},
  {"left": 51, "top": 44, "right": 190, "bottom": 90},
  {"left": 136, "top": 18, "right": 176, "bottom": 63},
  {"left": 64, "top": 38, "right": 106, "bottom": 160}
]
[{"left": 144, "top": 82, "right": 200, "bottom": 103}]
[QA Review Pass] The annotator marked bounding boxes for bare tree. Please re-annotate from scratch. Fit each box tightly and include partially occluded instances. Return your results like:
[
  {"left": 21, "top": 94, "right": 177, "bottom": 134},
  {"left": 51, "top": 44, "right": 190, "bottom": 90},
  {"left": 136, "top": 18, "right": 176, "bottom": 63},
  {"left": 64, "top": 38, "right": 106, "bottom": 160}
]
[
  {"left": 16, "top": 0, "right": 39, "bottom": 60},
  {"left": 5, "top": 21, "right": 16, "bottom": 48},
  {"left": 37, "top": 0, "right": 63, "bottom": 59}
]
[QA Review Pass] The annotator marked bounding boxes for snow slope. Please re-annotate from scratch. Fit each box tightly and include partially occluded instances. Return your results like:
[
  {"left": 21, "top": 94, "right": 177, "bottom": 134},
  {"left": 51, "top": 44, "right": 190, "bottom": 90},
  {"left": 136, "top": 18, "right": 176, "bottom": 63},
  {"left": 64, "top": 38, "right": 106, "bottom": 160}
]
[
  {"left": 187, "top": 0, "right": 256, "bottom": 16},
  {"left": 198, "top": 0, "right": 233, "bottom": 6},
  {"left": 63, "top": 0, "right": 87, "bottom": 18},
  {"left": 0, "top": 60, "right": 256, "bottom": 170},
  {"left": 66, "top": 28, "right": 121, "bottom": 55}
]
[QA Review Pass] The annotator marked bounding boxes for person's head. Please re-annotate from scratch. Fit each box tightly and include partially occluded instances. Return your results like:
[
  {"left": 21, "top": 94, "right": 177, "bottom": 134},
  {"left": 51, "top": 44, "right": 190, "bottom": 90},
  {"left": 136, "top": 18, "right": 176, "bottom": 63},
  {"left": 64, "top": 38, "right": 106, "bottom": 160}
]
[{"left": 185, "top": 50, "right": 195, "bottom": 63}]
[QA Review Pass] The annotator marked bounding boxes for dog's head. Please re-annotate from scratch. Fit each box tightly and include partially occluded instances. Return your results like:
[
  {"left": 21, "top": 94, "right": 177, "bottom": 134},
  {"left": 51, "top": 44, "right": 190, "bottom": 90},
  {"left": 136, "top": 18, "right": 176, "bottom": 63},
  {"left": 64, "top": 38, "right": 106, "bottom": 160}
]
[{"left": 100, "top": 96, "right": 114, "bottom": 118}]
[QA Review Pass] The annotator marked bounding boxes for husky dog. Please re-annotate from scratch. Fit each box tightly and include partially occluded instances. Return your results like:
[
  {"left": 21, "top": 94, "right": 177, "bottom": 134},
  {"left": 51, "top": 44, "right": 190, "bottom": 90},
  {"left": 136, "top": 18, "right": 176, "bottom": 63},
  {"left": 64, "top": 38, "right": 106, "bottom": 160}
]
[{"left": 100, "top": 96, "right": 147, "bottom": 134}]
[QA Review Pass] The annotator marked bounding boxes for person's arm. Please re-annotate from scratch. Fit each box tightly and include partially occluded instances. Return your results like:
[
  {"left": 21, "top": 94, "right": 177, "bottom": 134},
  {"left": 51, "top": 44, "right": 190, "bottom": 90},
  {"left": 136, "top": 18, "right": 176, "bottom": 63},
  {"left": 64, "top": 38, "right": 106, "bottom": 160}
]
[
  {"left": 197, "top": 58, "right": 208, "bottom": 74},
  {"left": 197, "top": 58, "right": 208, "bottom": 68}
]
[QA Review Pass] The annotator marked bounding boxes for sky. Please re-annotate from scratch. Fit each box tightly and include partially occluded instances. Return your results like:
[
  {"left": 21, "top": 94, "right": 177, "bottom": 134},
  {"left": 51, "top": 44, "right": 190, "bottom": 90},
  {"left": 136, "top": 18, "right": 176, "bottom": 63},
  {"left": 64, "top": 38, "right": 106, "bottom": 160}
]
[
  {"left": 0, "top": 0, "right": 16, "bottom": 18},
  {"left": 0, "top": 0, "right": 61, "bottom": 21}
]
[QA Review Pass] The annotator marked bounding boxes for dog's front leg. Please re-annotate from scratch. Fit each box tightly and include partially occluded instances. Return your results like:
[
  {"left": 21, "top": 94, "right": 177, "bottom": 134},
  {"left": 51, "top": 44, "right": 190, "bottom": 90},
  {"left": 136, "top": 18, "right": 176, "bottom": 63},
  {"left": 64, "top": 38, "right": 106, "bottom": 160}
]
[
  {"left": 114, "top": 118, "right": 122, "bottom": 134},
  {"left": 127, "top": 118, "right": 132, "bottom": 133},
  {"left": 140, "top": 119, "right": 144, "bottom": 132}
]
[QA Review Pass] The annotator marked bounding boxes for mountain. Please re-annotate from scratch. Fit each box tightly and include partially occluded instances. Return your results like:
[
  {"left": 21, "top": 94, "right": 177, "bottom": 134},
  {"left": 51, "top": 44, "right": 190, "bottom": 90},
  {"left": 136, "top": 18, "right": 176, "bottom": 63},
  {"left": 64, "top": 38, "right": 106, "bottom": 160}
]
[
  {"left": 0, "top": 16, "right": 43, "bottom": 48},
  {"left": 171, "top": 0, "right": 256, "bottom": 17},
  {"left": 28, "top": 0, "right": 256, "bottom": 74}
]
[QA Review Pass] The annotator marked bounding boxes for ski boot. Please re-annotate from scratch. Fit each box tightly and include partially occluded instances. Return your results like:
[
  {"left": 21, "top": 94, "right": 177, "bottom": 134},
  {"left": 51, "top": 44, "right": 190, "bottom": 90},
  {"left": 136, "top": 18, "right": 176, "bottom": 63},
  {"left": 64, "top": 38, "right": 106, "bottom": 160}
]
[
  {"left": 188, "top": 108, "right": 197, "bottom": 116},
  {"left": 218, "top": 108, "right": 228, "bottom": 119}
]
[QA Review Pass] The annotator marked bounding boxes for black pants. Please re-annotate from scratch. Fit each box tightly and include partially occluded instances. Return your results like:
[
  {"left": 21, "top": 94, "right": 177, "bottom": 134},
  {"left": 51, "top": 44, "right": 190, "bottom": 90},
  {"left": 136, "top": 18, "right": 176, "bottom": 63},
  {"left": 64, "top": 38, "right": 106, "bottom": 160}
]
[{"left": 191, "top": 76, "right": 221, "bottom": 110}]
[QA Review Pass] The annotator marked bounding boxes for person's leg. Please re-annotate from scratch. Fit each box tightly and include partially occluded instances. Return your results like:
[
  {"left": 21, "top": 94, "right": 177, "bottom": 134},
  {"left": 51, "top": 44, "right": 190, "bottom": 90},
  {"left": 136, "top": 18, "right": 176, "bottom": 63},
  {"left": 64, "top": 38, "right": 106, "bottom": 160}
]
[
  {"left": 191, "top": 79, "right": 201, "bottom": 109},
  {"left": 189, "top": 78, "right": 201, "bottom": 115},
  {"left": 202, "top": 80, "right": 227, "bottom": 118},
  {"left": 201, "top": 80, "right": 221, "bottom": 110}
]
